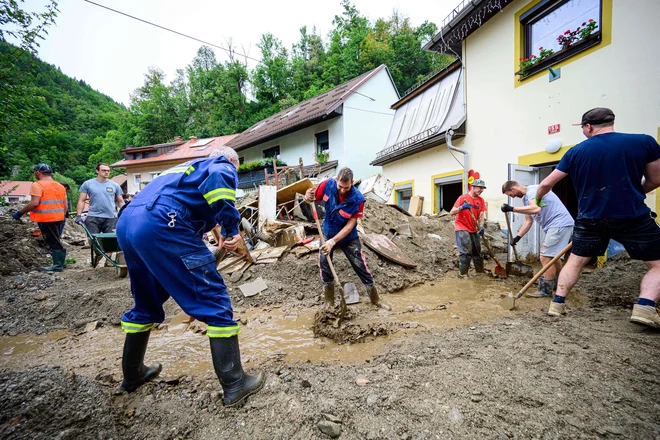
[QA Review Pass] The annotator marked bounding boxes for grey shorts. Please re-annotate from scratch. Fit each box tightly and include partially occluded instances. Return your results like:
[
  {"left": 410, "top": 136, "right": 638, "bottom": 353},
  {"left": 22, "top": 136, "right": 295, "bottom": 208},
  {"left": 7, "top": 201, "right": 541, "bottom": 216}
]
[
  {"left": 541, "top": 226, "right": 573, "bottom": 257},
  {"left": 85, "top": 216, "right": 118, "bottom": 234}
]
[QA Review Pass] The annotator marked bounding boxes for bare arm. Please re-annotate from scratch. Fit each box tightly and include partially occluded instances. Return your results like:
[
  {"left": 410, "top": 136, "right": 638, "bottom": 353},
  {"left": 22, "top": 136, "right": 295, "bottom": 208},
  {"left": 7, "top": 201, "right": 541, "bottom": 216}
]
[
  {"left": 536, "top": 169, "right": 568, "bottom": 200},
  {"left": 642, "top": 158, "right": 660, "bottom": 193},
  {"left": 449, "top": 205, "right": 462, "bottom": 216},
  {"left": 115, "top": 194, "right": 125, "bottom": 209},
  {"left": 512, "top": 199, "right": 542, "bottom": 215},
  {"left": 76, "top": 192, "right": 88, "bottom": 216},
  {"left": 478, "top": 211, "right": 485, "bottom": 227},
  {"left": 517, "top": 215, "right": 535, "bottom": 238},
  {"left": 19, "top": 196, "right": 41, "bottom": 215}
]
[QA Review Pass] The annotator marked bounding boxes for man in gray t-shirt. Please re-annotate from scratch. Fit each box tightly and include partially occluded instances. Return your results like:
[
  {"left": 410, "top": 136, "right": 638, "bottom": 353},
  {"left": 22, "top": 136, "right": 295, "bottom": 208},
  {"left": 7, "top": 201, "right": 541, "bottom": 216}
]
[
  {"left": 75, "top": 163, "right": 124, "bottom": 234},
  {"left": 501, "top": 181, "right": 574, "bottom": 298}
]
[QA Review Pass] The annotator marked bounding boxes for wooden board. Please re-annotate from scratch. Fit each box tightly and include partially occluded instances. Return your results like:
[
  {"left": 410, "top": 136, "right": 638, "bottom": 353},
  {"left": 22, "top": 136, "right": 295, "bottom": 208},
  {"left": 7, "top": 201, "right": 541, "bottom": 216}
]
[
  {"left": 360, "top": 233, "right": 417, "bottom": 268},
  {"left": 246, "top": 178, "right": 314, "bottom": 207},
  {"left": 387, "top": 204, "right": 413, "bottom": 217},
  {"left": 258, "top": 185, "right": 277, "bottom": 226},
  {"left": 408, "top": 195, "right": 424, "bottom": 216},
  {"left": 257, "top": 246, "right": 288, "bottom": 261},
  {"left": 239, "top": 277, "right": 267, "bottom": 297}
]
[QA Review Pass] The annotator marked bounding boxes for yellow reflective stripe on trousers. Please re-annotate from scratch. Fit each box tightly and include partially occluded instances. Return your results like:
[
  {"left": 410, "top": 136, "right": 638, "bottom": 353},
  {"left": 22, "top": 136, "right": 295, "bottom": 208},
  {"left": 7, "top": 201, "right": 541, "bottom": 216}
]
[
  {"left": 204, "top": 188, "right": 236, "bottom": 204},
  {"left": 121, "top": 321, "right": 154, "bottom": 333},
  {"left": 206, "top": 325, "right": 240, "bottom": 338}
]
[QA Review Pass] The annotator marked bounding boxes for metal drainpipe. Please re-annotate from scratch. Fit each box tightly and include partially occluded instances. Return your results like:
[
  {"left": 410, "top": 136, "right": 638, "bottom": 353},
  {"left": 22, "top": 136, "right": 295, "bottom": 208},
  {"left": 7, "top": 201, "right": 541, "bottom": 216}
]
[{"left": 446, "top": 129, "right": 469, "bottom": 193}]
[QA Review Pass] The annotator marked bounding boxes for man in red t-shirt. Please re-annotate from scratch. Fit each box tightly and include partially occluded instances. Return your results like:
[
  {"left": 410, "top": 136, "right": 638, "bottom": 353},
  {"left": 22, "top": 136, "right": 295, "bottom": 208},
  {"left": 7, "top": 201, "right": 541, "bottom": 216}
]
[{"left": 449, "top": 179, "right": 487, "bottom": 276}]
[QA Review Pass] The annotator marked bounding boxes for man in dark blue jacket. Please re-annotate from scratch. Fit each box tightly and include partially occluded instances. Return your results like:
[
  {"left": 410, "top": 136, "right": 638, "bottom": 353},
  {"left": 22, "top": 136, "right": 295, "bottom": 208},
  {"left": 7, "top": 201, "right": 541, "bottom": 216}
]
[
  {"left": 115, "top": 146, "right": 264, "bottom": 407},
  {"left": 305, "top": 167, "right": 383, "bottom": 308}
]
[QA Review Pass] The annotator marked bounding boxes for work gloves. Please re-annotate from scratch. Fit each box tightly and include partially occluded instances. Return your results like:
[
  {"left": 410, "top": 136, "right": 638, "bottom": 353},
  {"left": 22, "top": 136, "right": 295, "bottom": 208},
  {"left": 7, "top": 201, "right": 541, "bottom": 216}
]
[
  {"left": 534, "top": 197, "right": 547, "bottom": 208},
  {"left": 12, "top": 211, "right": 23, "bottom": 220},
  {"left": 478, "top": 226, "right": 485, "bottom": 236},
  {"left": 511, "top": 236, "right": 522, "bottom": 246},
  {"left": 501, "top": 203, "right": 514, "bottom": 213},
  {"left": 460, "top": 201, "right": 472, "bottom": 211},
  {"left": 74, "top": 215, "right": 84, "bottom": 225},
  {"left": 321, "top": 238, "right": 335, "bottom": 255}
]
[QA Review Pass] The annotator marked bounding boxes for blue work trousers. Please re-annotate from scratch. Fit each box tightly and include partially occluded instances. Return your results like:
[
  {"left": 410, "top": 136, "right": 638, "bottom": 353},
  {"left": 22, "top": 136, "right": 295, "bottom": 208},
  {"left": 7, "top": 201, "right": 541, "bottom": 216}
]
[{"left": 116, "top": 196, "right": 238, "bottom": 336}]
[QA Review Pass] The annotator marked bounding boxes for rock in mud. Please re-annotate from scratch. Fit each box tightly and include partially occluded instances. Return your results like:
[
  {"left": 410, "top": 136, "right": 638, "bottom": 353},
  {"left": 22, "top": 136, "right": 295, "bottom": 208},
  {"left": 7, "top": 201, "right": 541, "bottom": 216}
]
[{"left": 317, "top": 419, "right": 342, "bottom": 438}]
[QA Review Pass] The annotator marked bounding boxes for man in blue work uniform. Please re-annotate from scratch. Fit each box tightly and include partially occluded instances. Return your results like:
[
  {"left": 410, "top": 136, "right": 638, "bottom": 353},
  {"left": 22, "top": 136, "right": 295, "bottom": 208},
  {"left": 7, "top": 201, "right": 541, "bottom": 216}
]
[
  {"left": 115, "top": 146, "right": 264, "bottom": 407},
  {"left": 304, "top": 167, "right": 384, "bottom": 308},
  {"left": 535, "top": 108, "right": 660, "bottom": 327}
]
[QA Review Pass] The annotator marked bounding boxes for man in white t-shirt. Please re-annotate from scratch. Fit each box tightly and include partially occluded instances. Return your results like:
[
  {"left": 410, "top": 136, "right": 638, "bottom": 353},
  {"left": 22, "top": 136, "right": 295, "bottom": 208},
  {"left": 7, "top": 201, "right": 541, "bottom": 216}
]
[{"left": 501, "top": 181, "right": 574, "bottom": 298}]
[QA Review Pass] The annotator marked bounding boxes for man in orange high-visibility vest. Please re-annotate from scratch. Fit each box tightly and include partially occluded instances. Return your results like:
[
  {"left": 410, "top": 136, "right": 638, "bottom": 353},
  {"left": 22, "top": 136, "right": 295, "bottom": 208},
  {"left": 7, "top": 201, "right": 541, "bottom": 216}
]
[{"left": 12, "top": 164, "right": 68, "bottom": 272}]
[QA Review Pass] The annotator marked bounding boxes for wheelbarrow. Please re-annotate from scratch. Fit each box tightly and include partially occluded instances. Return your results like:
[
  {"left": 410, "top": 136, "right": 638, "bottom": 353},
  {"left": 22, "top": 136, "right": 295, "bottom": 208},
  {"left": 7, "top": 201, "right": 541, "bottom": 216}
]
[{"left": 79, "top": 222, "right": 128, "bottom": 278}]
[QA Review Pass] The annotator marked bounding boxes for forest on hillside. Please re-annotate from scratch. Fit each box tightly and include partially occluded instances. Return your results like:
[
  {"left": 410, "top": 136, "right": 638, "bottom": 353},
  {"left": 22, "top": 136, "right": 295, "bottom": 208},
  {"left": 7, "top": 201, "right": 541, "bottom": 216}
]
[{"left": 0, "top": 0, "right": 452, "bottom": 186}]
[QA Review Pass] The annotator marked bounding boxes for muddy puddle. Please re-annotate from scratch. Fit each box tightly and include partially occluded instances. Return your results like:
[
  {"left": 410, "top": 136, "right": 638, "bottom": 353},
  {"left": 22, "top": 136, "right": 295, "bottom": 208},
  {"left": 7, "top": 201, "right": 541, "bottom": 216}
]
[{"left": 0, "top": 273, "right": 585, "bottom": 380}]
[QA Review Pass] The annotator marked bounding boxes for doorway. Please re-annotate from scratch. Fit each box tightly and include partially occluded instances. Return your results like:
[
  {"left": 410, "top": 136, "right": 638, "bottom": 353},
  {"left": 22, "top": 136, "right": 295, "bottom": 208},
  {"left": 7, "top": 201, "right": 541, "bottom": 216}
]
[
  {"left": 538, "top": 164, "right": 578, "bottom": 219},
  {"left": 434, "top": 175, "right": 463, "bottom": 213}
]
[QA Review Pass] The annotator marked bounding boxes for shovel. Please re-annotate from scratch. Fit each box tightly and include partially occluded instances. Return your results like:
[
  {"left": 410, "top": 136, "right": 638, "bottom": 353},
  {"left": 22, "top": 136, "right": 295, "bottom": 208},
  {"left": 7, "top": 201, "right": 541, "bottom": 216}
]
[
  {"left": 343, "top": 283, "right": 360, "bottom": 305},
  {"left": 504, "top": 212, "right": 534, "bottom": 278},
  {"left": 467, "top": 209, "right": 507, "bottom": 278},
  {"left": 310, "top": 200, "right": 348, "bottom": 326},
  {"left": 501, "top": 242, "right": 573, "bottom": 310}
]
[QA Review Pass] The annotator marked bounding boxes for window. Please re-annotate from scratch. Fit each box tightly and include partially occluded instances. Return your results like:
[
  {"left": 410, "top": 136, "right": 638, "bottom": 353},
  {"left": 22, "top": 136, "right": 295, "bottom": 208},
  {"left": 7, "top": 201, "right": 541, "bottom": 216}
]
[
  {"left": 263, "top": 146, "right": 280, "bottom": 159},
  {"left": 134, "top": 174, "right": 142, "bottom": 186},
  {"left": 133, "top": 152, "right": 143, "bottom": 160},
  {"left": 315, "top": 131, "right": 329, "bottom": 153},
  {"left": 239, "top": 157, "right": 245, "bottom": 165},
  {"left": 395, "top": 184, "right": 413, "bottom": 211},
  {"left": 150, "top": 172, "right": 160, "bottom": 180},
  {"left": 518, "top": 0, "right": 602, "bottom": 78}
]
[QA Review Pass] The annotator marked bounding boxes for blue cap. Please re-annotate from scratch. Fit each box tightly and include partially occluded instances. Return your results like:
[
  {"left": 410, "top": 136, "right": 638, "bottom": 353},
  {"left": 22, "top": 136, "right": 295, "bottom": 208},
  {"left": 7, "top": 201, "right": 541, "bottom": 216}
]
[{"left": 33, "top": 163, "right": 53, "bottom": 174}]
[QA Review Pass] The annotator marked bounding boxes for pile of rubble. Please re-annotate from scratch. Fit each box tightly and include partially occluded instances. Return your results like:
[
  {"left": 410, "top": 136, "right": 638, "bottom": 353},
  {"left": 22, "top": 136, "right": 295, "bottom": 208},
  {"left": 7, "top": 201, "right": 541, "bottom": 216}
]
[{"left": 0, "top": 209, "right": 50, "bottom": 276}]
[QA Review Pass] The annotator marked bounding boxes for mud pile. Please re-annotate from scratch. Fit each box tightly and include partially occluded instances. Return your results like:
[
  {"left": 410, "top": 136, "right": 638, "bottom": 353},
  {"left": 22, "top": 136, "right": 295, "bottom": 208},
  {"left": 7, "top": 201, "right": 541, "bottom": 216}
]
[
  {"left": 224, "top": 200, "right": 468, "bottom": 308},
  {"left": 577, "top": 252, "right": 646, "bottom": 308},
  {"left": 0, "top": 366, "right": 118, "bottom": 438},
  {"left": 0, "top": 214, "right": 50, "bottom": 276}
]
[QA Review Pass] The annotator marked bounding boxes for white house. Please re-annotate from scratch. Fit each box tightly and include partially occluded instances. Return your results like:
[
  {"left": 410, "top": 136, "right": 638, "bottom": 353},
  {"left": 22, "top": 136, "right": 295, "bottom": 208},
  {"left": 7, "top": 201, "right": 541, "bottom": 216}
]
[
  {"left": 374, "top": 0, "right": 660, "bottom": 259},
  {"left": 0, "top": 181, "right": 33, "bottom": 203},
  {"left": 225, "top": 64, "right": 400, "bottom": 183}
]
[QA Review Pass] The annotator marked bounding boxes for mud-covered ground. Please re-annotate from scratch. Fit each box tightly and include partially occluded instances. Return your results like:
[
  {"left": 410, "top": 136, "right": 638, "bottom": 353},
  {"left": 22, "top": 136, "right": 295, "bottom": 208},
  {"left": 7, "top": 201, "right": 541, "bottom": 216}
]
[{"left": 0, "top": 210, "right": 658, "bottom": 439}]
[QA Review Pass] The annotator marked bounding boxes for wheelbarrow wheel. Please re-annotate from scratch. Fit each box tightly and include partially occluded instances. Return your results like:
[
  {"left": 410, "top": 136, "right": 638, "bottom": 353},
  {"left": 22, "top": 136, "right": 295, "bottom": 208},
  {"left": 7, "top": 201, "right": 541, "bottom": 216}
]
[{"left": 117, "top": 266, "right": 128, "bottom": 278}]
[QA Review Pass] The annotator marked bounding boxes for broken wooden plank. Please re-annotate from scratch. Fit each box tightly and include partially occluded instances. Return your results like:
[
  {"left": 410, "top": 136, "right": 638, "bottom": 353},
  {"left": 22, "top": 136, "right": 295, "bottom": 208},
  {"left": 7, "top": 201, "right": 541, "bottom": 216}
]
[
  {"left": 387, "top": 204, "right": 413, "bottom": 217},
  {"left": 257, "top": 245, "right": 288, "bottom": 261},
  {"left": 360, "top": 233, "right": 417, "bottom": 268},
  {"left": 255, "top": 258, "right": 280, "bottom": 264},
  {"left": 258, "top": 185, "right": 277, "bottom": 228},
  {"left": 239, "top": 277, "right": 267, "bottom": 297},
  {"left": 247, "top": 178, "right": 314, "bottom": 207},
  {"left": 408, "top": 196, "right": 424, "bottom": 216}
]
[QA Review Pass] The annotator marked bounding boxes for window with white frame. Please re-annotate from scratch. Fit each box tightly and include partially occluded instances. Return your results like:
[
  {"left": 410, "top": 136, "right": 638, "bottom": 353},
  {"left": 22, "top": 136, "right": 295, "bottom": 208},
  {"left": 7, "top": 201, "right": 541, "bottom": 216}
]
[
  {"left": 263, "top": 146, "right": 280, "bottom": 159},
  {"left": 150, "top": 172, "right": 160, "bottom": 180},
  {"left": 134, "top": 174, "right": 142, "bottom": 186}
]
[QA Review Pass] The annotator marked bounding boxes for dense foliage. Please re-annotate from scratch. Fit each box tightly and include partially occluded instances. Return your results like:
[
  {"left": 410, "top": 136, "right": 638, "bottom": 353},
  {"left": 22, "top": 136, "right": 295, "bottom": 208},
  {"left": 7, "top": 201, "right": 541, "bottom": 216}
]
[{"left": 1, "top": 0, "right": 452, "bottom": 184}]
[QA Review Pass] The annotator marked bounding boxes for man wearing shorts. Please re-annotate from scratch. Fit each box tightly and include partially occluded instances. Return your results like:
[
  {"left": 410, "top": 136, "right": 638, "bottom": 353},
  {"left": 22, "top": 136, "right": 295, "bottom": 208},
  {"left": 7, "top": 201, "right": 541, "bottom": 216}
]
[
  {"left": 535, "top": 107, "right": 660, "bottom": 327},
  {"left": 501, "top": 181, "right": 574, "bottom": 297}
]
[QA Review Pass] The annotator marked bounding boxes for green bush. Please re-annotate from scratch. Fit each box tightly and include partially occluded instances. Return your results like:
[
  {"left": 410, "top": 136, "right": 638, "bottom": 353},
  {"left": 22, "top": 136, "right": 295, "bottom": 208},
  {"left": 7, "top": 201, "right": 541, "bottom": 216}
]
[{"left": 238, "top": 158, "right": 287, "bottom": 173}]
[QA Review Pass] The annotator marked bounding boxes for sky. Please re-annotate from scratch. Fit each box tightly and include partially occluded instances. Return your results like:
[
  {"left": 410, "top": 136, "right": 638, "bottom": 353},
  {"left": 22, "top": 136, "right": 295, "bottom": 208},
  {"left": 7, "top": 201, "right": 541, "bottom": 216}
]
[{"left": 22, "top": 0, "right": 457, "bottom": 105}]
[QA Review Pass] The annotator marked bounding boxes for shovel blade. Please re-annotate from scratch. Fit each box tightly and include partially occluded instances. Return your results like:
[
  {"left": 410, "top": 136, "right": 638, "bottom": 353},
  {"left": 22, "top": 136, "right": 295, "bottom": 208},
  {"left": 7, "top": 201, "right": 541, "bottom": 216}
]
[
  {"left": 344, "top": 283, "right": 360, "bottom": 305},
  {"left": 494, "top": 264, "right": 508, "bottom": 278},
  {"left": 506, "top": 261, "right": 534, "bottom": 278},
  {"left": 500, "top": 293, "right": 515, "bottom": 310}
]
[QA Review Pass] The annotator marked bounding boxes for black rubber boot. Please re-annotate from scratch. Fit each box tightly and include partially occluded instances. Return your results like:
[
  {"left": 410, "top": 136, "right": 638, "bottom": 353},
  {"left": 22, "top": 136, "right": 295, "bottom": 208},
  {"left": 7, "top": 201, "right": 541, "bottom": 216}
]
[
  {"left": 324, "top": 284, "right": 335, "bottom": 308},
  {"left": 458, "top": 255, "right": 471, "bottom": 276},
  {"left": 527, "top": 276, "right": 554, "bottom": 298},
  {"left": 210, "top": 336, "right": 265, "bottom": 407},
  {"left": 119, "top": 331, "right": 162, "bottom": 392},
  {"left": 473, "top": 255, "right": 485, "bottom": 273},
  {"left": 41, "top": 249, "right": 66, "bottom": 272}
]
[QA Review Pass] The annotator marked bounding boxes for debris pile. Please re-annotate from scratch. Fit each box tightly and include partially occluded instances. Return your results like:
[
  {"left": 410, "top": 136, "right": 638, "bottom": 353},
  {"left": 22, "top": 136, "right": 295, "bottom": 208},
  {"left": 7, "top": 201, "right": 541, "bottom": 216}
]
[{"left": 0, "top": 213, "right": 50, "bottom": 275}]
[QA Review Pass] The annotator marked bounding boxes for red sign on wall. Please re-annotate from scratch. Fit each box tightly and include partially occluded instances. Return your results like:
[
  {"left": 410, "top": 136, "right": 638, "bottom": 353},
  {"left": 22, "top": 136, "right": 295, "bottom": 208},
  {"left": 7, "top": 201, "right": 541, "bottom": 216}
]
[{"left": 548, "top": 124, "right": 561, "bottom": 134}]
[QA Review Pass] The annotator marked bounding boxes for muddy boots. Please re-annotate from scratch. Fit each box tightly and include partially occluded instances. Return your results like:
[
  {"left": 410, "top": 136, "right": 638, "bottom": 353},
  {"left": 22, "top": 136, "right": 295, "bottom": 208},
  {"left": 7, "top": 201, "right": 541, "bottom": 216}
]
[
  {"left": 630, "top": 305, "right": 660, "bottom": 328},
  {"left": 324, "top": 284, "right": 335, "bottom": 308},
  {"left": 473, "top": 255, "right": 485, "bottom": 273},
  {"left": 119, "top": 331, "right": 163, "bottom": 392},
  {"left": 458, "top": 255, "right": 471, "bottom": 277},
  {"left": 210, "top": 335, "right": 265, "bottom": 407},
  {"left": 41, "top": 249, "right": 66, "bottom": 272},
  {"left": 367, "top": 284, "right": 381, "bottom": 306},
  {"left": 527, "top": 276, "right": 554, "bottom": 298}
]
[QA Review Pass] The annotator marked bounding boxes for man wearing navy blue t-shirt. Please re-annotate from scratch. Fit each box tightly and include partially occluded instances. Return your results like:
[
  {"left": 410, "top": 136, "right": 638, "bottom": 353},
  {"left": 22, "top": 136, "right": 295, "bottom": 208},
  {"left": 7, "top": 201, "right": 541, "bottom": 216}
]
[{"left": 535, "top": 107, "right": 660, "bottom": 328}]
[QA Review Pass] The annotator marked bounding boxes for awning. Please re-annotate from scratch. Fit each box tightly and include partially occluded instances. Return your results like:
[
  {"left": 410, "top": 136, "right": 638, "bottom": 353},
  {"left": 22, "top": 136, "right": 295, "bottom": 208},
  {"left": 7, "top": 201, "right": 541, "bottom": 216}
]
[{"left": 372, "top": 67, "right": 465, "bottom": 166}]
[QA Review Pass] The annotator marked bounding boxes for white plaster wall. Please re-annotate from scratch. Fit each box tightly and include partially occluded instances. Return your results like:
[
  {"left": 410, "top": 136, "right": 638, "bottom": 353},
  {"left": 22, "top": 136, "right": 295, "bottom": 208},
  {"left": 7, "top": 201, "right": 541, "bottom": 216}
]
[
  {"left": 382, "top": 144, "right": 466, "bottom": 214},
  {"left": 460, "top": 0, "right": 660, "bottom": 225},
  {"left": 343, "top": 68, "right": 400, "bottom": 180},
  {"left": 125, "top": 164, "right": 170, "bottom": 193},
  {"left": 237, "top": 117, "right": 344, "bottom": 169}
]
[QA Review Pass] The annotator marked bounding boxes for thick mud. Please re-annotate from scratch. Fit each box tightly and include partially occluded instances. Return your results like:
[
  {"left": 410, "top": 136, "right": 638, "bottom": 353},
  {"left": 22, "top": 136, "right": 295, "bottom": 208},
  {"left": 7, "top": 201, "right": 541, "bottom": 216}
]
[{"left": 0, "top": 210, "right": 658, "bottom": 439}]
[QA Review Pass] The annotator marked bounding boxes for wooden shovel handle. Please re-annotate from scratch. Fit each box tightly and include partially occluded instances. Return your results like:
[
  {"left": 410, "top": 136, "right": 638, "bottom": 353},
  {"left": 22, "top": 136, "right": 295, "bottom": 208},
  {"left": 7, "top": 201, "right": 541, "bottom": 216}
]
[
  {"left": 467, "top": 208, "right": 503, "bottom": 267},
  {"left": 515, "top": 242, "right": 573, "bottom": 298},
  {"left": 504, "top": 212, "right": 522, "bottom": 262}
]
